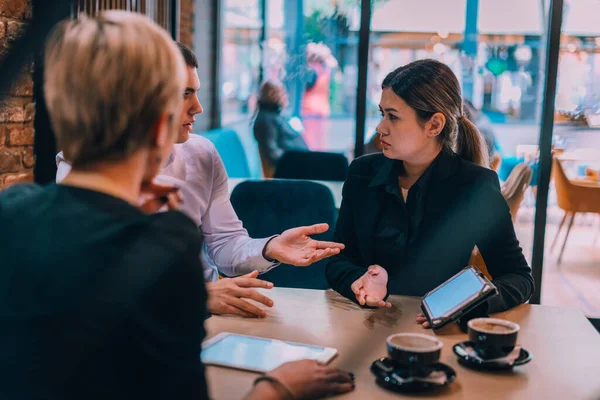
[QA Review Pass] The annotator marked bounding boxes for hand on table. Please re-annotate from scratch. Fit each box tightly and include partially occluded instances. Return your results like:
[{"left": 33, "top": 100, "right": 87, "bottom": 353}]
[
  {"left": 415, "top": 313, "right": 431, "bottom": 329},
  {"left": 351, "top": 265, "right": 392, "bottom": 308},
  {"left": 267, "top": 360, "right": 354, "bottom": 400},
  {"left": 264, "top": 223, "right": 345, "bottom": 266},
  {"left": 206, "top": 271, "right": 274, "bottom": 318}
]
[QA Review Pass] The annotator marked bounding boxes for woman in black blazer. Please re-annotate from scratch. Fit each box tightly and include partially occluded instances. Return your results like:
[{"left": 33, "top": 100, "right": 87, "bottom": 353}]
[{"left": 326, "top": 59, "right": 534, "bottom": 322}]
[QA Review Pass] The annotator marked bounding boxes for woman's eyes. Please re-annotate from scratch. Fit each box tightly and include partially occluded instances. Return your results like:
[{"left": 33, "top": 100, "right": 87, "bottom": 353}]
[{"left": 380, "top": 112, "right": 397, "bottom": 121}]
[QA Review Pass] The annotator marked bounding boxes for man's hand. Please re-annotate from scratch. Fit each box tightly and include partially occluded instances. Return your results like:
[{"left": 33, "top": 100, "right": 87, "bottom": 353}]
[
  {"left": 264, "top": 223, "right": 345, "bottom": 266},
  {"left": 206, "top": 271, "right": 274, "bottom": 318},
  {"left": 351, "top": 265, "right": 392, "bottom": 308}
]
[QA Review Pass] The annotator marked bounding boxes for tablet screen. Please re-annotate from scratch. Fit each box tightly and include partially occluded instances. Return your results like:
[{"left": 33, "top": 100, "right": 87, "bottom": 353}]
[
  {"left": 201, "top": 334, "right": 333, "bottom": 372},
  {"left": 423, "top": 268, "right": 485, "bottom": 319}
]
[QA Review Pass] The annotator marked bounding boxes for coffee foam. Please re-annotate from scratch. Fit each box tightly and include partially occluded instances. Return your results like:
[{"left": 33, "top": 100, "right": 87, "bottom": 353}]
[
  {"left": 468, "top": 318, "right": 519, "bottom": 335},
  {"left": 386, "top": 333, "right": 443, "bottom": 353}
]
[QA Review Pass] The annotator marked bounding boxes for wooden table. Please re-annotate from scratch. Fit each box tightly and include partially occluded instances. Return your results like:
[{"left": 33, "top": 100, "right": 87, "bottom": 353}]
[
  {"left": 228, "top": 178, "right": 344, "bottom": 209},
  {"left": 205, "top": 288, "right": 600, "bottom": 400}
]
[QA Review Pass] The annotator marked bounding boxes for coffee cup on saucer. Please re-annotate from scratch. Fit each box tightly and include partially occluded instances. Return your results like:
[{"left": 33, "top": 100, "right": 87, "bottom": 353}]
[
  {"left": 386, "top": 333, "right": 443, "bottom": 377},
  {"left": 467, "top": 318, "right": 520, "bottom": 360}
]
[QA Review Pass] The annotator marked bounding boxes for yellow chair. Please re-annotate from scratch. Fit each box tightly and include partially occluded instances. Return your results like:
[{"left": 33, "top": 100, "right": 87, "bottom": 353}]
[
  {"left": 469, "top": 164, "right": 533, "bottom": 279},
  {"left": 550, "top": 158, "right": 600, "bottom": 264},
  {"left": 501, "top": 164, "right": 534, "bottom": 221}
]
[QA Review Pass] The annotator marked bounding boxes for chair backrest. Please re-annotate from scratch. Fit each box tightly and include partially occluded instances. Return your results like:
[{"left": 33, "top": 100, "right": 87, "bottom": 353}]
[
  {"left": 198, "top": 129, "right": 251, "bottom": 178},
  {"left": 230, "top": 180, "right": 337, "bottom": 289},
  {"left": 274, "top": 150, "right": 349, "bottom": 181},
  {"left": 552, "top": 157, "right": 574, "bottom": 211},
  {"left": 501, "top": 163, "right": 533, "bottom": 222},
  {"left": 551, "top": 157, "right": 600, "bottom": 213}
]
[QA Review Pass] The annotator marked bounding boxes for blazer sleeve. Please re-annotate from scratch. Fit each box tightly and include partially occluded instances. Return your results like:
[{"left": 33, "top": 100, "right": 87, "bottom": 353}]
[
  {"left": 474, "top": 170, "right": 535, "bottom": 313},
  {"left": 325, "top": 173, "right": 368, "bottom": 303}
]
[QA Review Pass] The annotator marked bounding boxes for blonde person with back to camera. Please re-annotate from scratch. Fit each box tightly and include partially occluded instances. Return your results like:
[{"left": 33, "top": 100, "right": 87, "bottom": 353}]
[{"left": 0, "top": 11, "right": 354, "bottom": 399}]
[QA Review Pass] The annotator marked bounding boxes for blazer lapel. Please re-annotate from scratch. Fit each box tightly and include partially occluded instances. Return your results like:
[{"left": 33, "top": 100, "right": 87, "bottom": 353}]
[
  {"left": 354, "top": 187, "right": 385, "bottom": 266},
  {"left": 353, "top": 157, "right": 395, "bottom": 266}
]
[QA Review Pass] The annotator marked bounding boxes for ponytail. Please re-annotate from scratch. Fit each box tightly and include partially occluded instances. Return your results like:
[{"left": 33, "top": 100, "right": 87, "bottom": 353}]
[{"left": 456, "top": 116, "right": 489, "bottom": 168}]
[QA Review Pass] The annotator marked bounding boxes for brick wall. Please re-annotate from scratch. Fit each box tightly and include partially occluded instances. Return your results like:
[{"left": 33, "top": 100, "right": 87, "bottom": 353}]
[
  {"left": 179, "top": 0, "right": 194, "bottom": 48},
  {"left": 0, "top": 0, "right": 34, "bottom": 190}
]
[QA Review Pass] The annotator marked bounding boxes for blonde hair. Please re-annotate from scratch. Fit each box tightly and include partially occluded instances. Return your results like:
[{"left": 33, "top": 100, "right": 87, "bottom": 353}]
[{"left": 44, "top": 11, "right": 187, "bottom": 167}]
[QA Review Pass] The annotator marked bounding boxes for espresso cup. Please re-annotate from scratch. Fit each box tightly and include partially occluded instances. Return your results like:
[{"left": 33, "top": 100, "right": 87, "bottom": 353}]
[
  {"left": 386, "top": 333, "right": 443, "bottom": 377},
  {"left": 467, "top": 318, "right": 520, "bottom": 360}
]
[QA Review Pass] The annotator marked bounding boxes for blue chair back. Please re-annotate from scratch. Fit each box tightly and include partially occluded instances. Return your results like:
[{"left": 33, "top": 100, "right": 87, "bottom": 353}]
[
  {"left": 230, "top": 180, "right": 336, "bottom": 289},
  {"left": 198, "top": 129, "right": 250, "bottom": 178},
  {"left": 274, "top": 150, "right": 349, "bottom": 181}
]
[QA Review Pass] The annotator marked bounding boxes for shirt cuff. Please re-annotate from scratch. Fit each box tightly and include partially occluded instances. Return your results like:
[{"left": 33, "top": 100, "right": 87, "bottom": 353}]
[{"left": 251, "top": 236, "right": 280, "bottom": 273}]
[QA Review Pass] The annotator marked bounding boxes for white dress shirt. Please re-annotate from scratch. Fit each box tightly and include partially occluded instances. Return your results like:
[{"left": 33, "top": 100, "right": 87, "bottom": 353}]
[{"left": 55, "top": 135, "right": 278, "bottom": 282}]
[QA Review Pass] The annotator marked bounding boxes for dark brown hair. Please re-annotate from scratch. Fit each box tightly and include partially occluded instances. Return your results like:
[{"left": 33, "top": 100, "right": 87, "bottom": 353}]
[
  {"left": 257, "top": 80, "right": 286, "bottom": 107},
  {"left": 176, "top": 42, "right": 198, "bottom": 68},
  {"left": 382, "top": 59, "right": 489, "bottom": 167}
]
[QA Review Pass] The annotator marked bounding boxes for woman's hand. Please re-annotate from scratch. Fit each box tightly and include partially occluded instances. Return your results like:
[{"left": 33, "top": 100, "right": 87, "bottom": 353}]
[
  {"left": 350, "top": 265, "right": 392, "bottom": 308},
  {"left": 267, "top": 360, "right": 354, "bottom": 399},
  {"left": 415, "top": 313, "right": 431, "bottom": 329}
]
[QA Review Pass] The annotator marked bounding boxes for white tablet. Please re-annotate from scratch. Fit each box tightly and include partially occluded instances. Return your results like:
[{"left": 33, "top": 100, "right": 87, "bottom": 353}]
[{"left": 201, "top": 332, "right": 338, "bottom": 373}]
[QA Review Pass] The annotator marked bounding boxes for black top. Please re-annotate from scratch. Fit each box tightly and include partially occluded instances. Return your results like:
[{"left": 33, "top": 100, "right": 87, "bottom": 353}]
[
  {"left": 0, "top": 184, "right": 208, "bottom": 400},
  {"left": 325, "top": 149, "right": 535, "bottom": 314},
  {"left": 253, "top": 100, "right": 308, "bottom": 166},
  {"left": 372, "top": 153, "right": 436, "bottom": 268}
]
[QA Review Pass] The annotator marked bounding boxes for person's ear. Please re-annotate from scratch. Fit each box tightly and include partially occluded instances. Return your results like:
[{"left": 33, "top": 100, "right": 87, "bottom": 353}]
[
  {"left": 427, "top": 112, "right": 446, "bottom": 138},
  {"left": 151, "top": 113, "right": 171, "bottom": 149}
]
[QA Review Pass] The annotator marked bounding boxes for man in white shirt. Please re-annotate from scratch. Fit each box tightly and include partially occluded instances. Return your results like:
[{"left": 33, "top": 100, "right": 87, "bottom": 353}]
[{"left": 56, "top": 43, "right": 344, "bottom": 318}]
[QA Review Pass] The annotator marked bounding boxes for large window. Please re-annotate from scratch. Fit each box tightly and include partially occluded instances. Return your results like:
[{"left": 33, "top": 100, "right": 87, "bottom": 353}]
[
  {"left": 216, "top": 0, "right": 600, "bottom": 320},
  {"left": 366, "top": 0, "right": 549, "bottom": 283},
  {"left": 264, "top": 0, "right": 362, "bottom": 157},
  {"left": 365, "top": 0, "right": 469, "bottom": 151},
  {"left": 221, "top": 0, "right": 262, "bottom": 125},
  {"left": 540, "top": 0, "right": 600, "bottom": 318},
  {"left": 220, "top": 0, "right": 363, "bottom": 177}
]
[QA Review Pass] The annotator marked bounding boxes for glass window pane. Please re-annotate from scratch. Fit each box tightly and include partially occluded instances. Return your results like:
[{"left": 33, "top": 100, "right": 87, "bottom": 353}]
[
  {"left": 222, "top": 0, "right": 262, "bottom": 126},
  {"left": 367, "top": 0, "right": 548, "bottom": 290},
  {"left": 541, "top": 0, "right": 600, "bottom": 318}
]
